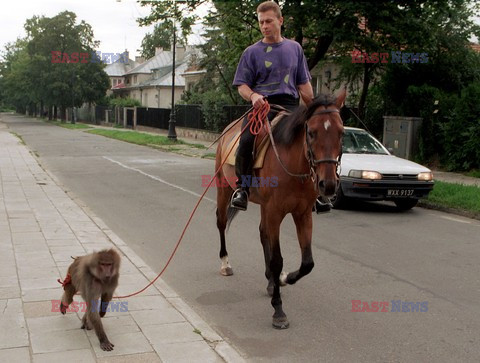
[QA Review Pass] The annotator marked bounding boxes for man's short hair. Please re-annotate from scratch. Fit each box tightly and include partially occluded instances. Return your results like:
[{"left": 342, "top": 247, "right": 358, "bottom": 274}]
[{"left": 257, "top": 1, "right": 282, "bottom": 18}]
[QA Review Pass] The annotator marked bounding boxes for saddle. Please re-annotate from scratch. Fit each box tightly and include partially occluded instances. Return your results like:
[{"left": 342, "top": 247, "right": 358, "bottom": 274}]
[{"left": 223, "top": 111, "right": 287, "bottom": 169}]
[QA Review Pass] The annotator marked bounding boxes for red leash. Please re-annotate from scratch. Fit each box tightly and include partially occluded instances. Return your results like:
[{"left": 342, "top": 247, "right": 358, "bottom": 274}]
[
  {"left": 249, "top": 102, "right": 270, "bottom": 135},
  {"left": 57, "top": 103, "right": 271, "bottom": 300}
]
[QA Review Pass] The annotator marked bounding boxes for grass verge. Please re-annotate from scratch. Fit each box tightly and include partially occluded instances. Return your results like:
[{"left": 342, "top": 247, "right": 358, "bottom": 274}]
[
  {"left": 86, "top": 129, "right": 206, "bottom": 149},
  {"left": 466, "top": 170, "right": 480, "bottom": 178},
  {"left": 422, "top": 181, "right": 480, "bottom": 217},
  {"left": 46, "top": 120, "right": 92, "bottom": 129}
]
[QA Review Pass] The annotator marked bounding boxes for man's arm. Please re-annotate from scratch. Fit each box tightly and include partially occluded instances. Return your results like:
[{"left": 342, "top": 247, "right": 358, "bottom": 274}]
[
  {"left": 298, "top": 82, "right": 314, "bottom": 106},
  {"left": 238, "top": 84, "right": 265, "bottom": 109}
]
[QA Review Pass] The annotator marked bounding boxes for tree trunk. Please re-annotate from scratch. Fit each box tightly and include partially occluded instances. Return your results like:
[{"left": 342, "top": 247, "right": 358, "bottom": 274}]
[
  {"left": 53, "top": 105, "right": 57, "bottom": 120},
  {"left": 308, "top": 34, "right": 333, "bottom": 71},
  {"left": 358, "top": 64, "right": 372, "bottom": 120}
]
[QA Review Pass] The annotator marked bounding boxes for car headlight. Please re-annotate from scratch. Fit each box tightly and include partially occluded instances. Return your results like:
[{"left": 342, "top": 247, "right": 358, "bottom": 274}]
[
  {"left": 417, "top": 172, "right": 433, "bottom": 181},
  {"left": 348, "top": 170, "right": 382, "bottom": 180}
]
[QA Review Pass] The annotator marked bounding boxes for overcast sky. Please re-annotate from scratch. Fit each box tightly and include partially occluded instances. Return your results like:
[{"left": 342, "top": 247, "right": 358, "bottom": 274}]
[
  {"left": 1, "top": 0, "right": 478, "bottom": 59},
  {"left": 1, "top": 0, "right": 207, "bottom": 58}
]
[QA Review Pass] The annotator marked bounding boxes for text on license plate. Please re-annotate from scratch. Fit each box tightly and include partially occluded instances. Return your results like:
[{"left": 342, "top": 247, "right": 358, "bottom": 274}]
[{"left": 387, "top": 189, "right": 414, "bottom": 197}]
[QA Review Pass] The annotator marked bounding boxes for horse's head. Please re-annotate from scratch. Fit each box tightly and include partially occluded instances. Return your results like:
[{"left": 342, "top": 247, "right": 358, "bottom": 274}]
[{"left": 304, "top": 89, "right": 345, "bottom": 198}]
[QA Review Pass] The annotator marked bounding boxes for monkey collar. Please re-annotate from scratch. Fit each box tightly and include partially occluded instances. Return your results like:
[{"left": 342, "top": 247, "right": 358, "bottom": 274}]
[{"left": 57, "top": 273, "right": 72, "bottom": 290}]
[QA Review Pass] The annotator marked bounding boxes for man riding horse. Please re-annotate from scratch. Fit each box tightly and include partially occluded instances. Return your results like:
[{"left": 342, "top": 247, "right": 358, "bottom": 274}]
[{"left": 231, "top": 0, "right": 331, "bottom": 212}]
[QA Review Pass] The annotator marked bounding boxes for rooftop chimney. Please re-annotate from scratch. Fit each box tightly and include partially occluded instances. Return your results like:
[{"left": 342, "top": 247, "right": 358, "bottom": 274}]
[
  {"left": 135, "top": 56, "right": 145, "bottom": 64},
  {"left": 175, "top": 44, "right": 186, "bottom": 61},
  {"left": 155, "top": 47, "right": 163, "bottom": 55}
]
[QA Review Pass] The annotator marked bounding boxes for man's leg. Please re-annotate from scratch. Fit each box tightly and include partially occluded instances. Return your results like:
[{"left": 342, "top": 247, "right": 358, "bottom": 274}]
[{"left": 231, "top": 117, "right": 254, "bottom": 210}]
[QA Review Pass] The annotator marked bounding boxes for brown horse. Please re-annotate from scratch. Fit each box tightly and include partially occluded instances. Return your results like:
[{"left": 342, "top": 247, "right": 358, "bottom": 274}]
[{"left": 215, "top": 90, "right": 345, "bottom": 329}]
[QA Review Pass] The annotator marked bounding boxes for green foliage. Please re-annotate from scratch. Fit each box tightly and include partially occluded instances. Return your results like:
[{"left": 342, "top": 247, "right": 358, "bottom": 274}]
[
  {"left": 466, "top": 170, "right": 480, "bottom": 178},
  {"left": 182, "top": 85, "right": 233, "bottom": 132},
  {"left": 108, "top": 97, "right": 142, "bottom": 107},
  {"left": 440, "top": 82, "right": 480, "bottom": 170},
  {"left": 0, "top": 11, "right": 110, "bottom": 115},
  {"left": 140, "top": 20, "right": 178, "bottom": 59}
]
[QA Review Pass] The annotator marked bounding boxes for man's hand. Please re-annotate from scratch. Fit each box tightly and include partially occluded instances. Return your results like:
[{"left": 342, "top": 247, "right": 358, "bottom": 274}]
[{"left": 251, "top": 92, "right": 265, "bottom": 109}]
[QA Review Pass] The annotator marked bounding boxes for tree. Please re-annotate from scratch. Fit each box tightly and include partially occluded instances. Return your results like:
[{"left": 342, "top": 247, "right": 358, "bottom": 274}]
[
  {"left": 140, "top": 20, "right": 178, "bottom": 59},
  {"left": 1, "top": 11, "right": 110, "bottom": 119}
]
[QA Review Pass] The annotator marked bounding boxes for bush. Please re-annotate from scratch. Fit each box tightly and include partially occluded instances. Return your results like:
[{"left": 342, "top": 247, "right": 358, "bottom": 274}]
[
  {"left": 108, "top": 97, "right": 142, "bottom": 108},
  {"left": 441, "top": 82, "right": 480, "bottom": 170}
]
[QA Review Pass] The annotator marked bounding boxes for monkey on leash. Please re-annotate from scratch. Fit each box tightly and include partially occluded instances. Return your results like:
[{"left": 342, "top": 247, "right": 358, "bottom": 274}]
[{"left": 59, "top": 248, "right": 121, "bottom": 351}]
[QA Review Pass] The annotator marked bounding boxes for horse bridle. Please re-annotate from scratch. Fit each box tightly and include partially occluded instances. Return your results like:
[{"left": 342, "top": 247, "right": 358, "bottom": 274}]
[
  {"left": 305, "top": 108, "right": 342, "bottom": 176},
  {"left": 265, "top": 106, "right": 343, "bottom": 188}
]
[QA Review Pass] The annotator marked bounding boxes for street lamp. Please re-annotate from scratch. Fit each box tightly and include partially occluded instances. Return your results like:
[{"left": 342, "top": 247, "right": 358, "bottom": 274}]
[
  {"left": 167, "top": 20, "right": 177, "bottom": 139},
  {"left": 167, "top": 0, "right": 186, "bottom": 140}
]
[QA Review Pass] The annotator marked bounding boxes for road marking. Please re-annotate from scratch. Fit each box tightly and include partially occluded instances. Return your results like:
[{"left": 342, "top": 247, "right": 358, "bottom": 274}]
[
  {"left": 437, "top": 215, "right": 472, "bottom": 224},
  {"left": 103, "top": 156, "right": 216, "bottom": 204}
]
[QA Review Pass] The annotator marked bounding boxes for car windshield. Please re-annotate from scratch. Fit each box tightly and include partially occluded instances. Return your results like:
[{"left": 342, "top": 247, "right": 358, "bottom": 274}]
[{"left": 342, "top": 130, "right": 389, "bottom": 155}]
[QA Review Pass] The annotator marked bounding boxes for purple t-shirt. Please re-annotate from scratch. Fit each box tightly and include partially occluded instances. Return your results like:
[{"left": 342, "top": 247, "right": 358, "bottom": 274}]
[{"left": 233, "top": 38, "right": 311, "bottom": 98}]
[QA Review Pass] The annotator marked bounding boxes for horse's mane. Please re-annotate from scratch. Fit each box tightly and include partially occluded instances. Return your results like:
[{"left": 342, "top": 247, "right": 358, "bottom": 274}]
[{"left": 272, "top": 94, "right": 337, "bottom": 145}]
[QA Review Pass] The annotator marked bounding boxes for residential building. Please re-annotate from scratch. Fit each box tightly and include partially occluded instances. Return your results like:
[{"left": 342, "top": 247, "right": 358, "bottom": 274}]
[{"left": 108, "top": 46, "right": 202, "bottom": 108}]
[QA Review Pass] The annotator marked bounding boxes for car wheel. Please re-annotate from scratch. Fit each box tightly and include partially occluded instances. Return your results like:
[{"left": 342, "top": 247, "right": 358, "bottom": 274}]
[
  {"left": 331, "top": 186, "right": 347, "bottom": 209},
  {"left": 393, "top": 198, "right": 418, "bottom": 210}
]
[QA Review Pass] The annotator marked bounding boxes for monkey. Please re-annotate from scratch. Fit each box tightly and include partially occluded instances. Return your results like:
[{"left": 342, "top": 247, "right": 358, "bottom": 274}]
[{"left": 59, "top": 248, "right": 121, "bottom": 351}]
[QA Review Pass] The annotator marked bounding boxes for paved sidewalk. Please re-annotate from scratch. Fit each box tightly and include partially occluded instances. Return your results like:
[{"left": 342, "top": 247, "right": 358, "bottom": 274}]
[
  {"left": 0, "top": 122, "right": 244, "bottom": 361},
  {"left": 432, "top": 170, "right": 480, "bottom": 187}
]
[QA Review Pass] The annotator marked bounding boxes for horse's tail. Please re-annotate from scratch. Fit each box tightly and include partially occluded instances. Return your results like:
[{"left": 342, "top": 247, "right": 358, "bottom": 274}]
[{"left": 226, "top": 206, "right": 239, "bottom": 231}]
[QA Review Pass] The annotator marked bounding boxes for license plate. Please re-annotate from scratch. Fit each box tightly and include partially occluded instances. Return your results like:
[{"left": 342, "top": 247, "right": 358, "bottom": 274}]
[{"left": 387, "top": 189, "right": 414, "bottom": 197}]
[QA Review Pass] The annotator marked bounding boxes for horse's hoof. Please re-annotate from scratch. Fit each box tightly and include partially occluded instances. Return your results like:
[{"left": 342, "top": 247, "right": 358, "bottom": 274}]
[
  {"left": 272, "top": 316, "right": 290, "bottom": 329},
  {"left": 220, "top": 267, "right": 233, "bottom": 276},
  {"left": 279, "top": 272, "right": 288, "bottom": 286}
]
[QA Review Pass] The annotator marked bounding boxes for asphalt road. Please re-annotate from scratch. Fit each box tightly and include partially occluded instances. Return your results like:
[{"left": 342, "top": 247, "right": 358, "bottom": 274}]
[{"left": 3, "top": 114, "right": 480, "bottom": 362}]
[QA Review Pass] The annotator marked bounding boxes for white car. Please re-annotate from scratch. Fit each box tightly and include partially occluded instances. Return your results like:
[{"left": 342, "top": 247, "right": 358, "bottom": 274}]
[{"left": 332, "top": 127, "right": 434, "bottom": 210}]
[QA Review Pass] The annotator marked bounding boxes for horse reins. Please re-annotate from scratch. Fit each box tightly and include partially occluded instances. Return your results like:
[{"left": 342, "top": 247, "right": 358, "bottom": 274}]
[{"left": 266, "top": 106, "right": 342, "bottom": 184}]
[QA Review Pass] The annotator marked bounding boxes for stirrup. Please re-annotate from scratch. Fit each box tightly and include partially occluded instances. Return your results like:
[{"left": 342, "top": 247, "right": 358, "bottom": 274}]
[{"left": 230, "top": 188, "right": 248, "bottom": 211}]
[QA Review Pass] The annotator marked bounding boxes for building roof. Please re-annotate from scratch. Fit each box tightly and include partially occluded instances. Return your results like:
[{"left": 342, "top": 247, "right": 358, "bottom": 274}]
[
  {"left": 137, "top": 60, "right": 189, "bottom": 87},
  {"left": 126, "top": 52, "right": 174, "bottom": 75},
  {"left": 104, "top": 58, "right": 138, "bottom": 77},
  {"left": 110, "top": 46, "right": 203, "bottom": 90}
]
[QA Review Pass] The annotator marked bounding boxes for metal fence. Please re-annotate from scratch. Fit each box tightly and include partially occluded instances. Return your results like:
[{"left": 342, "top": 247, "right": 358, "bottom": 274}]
[
  {"left": 175, "top": 104, "right": 204, "bottom": 129},
  {"left": 94, "top": 104, "right": 251, "bottom": 132},
  {"left": 136, "top": 107, "right": 171, "bottom": 129}
]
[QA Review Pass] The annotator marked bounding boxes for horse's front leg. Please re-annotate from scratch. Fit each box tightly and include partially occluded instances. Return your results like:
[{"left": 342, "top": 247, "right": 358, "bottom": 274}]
[
  {"left": 281, "top": 210, "right": 314, "bottom": 285},
  {"left": 259, "top": 206, "right": 274, "bottom": 296},
  {"left": 266, "top": 213, "right": 289, "bottom": 329},
  {"left": 217, "top": 185, "right": 234, "bottom": 276}
]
